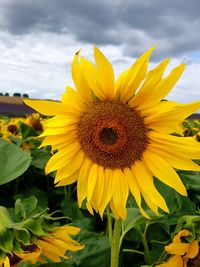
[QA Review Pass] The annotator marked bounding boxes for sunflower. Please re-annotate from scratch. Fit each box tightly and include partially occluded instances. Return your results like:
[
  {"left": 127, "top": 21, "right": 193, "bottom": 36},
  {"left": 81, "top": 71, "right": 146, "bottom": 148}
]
[
  {"left": 24, "top": 47, "right": 200, "bottom": 220},
  {"left": 156, "top": 230, "right": 199, "bottom": 267},
  {"left": 34, "top": 225, "right": 84, "bottom": 263},
  {"left": 0, "top": 225, "right": 84, "bottom": 266}
]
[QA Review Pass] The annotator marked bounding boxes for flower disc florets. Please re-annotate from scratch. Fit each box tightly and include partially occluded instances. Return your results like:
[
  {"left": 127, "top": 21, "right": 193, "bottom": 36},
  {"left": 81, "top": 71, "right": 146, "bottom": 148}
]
[{"left": 77, "top": 100, "right": 148, "bottom": 169}]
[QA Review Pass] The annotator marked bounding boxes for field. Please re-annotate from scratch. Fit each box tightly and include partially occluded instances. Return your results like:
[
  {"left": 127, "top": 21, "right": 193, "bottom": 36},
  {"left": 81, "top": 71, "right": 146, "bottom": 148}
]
[{"left": 0, "top": 114, "right": 200, "bottom": 267}]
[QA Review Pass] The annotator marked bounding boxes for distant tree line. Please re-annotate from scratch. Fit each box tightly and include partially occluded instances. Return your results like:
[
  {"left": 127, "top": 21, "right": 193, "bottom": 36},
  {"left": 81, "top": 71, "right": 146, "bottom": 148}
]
[{"left": 0, "top": 92, "right": 29, "bottom": 98}]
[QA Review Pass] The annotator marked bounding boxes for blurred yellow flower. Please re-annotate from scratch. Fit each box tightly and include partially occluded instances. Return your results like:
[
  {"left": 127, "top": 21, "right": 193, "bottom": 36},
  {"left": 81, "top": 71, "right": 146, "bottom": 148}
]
[
  {"left": 25, "top": 47, "right": 200, "bottom": 220},
  {"left": 25, "top": 113, "right": 43, "bottom": 131},
  {"left": 0, "top": 256, "right": 10, "bottom": 267}
]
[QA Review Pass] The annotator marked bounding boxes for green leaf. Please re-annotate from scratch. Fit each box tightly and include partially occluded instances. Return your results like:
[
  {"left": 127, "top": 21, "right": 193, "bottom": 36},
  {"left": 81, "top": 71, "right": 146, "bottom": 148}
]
[
  {"left": 121, "top": 208, "right": 147, "bottom": 246},
  {"left": 14, "top": 229, "right": 31, "bottom": 245},
  {"left": 0, "top": 229, "right": 14, "bottom": 253},
  {"left": 23, "top": 218, "right": 48, "bottom": 236},
  {"left": 0, "top": 138, "right": 31, "bottom": 185},
  {"left": 31, "top": 149, "right": 51, "bottom": 169},
  {"left": 15, "top": 197, "right": 38, "bottom": 220},
  {"left": 67, "top": 230, "right": 110, "bottom": 267},
  {"left": 122, "top": 208, "right": 147, "bottom": 232},
  {"left": 19, "top": 122, "right": 38, "bottom": 139},
  {"left": 179, "top": 172, "right": 200, "bottom": 202}
]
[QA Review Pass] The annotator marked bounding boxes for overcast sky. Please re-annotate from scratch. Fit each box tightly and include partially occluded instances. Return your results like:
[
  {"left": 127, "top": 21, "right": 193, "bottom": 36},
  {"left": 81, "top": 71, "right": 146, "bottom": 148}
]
[{"left": 0, "top": 0, "right": 200, "bottom": 104}]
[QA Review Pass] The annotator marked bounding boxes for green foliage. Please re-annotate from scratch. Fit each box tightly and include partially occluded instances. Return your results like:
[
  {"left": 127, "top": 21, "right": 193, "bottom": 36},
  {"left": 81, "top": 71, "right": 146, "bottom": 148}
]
[
  {"left": 0, "top": 138, "right": 31, "bottom": 185},
  {"left": 68, "top": 230, "right": 110, "bottom": 267},
  {"left": 19, "top": 122, "right": 39, "bottom": 139},
  {"left": 0, "top": 116, "right": 200, "bottom": 266}
]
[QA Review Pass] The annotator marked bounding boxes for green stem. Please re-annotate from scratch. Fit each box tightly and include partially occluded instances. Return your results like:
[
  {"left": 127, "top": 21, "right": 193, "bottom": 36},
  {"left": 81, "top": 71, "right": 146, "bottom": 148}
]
[
  {"left": 64, "top": 186, "right": 67, "bottom": 199},
  {"left": 123, "top": 249, "right": 144, "bottom": 255},
  {"left": 106, "top": 206, "right": 113, "bottom": 243},
  {"left": 110, "top": 218, "right": 122, "bottom": 267},
  {"left": 141, "top": 224, "right": 151, "bottom": 265}
]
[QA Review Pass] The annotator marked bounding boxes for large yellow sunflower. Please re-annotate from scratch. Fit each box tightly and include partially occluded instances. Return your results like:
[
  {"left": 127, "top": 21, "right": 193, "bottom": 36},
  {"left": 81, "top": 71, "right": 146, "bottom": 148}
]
[{"left": 24, "top": 47, "right": 200, "bottom": 220}]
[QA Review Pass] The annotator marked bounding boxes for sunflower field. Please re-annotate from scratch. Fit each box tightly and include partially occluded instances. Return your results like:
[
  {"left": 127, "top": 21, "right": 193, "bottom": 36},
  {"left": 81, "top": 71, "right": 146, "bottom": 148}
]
[
  {"left": 1, "top": 48, "right": 200, "bottom": 267},
  {"left": 0, "top": 115, "right": 200, "bottom": 267}
]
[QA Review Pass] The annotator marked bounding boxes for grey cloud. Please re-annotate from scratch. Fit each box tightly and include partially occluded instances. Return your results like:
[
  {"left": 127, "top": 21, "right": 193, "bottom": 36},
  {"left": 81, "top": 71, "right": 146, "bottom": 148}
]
[{"left": 0, "top": 0, "right": 200, "bottom": 59}]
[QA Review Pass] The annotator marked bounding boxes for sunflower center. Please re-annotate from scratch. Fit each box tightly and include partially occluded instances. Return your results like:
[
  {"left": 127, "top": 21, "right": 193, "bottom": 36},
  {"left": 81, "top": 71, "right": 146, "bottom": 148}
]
[
  {"left": 99, "top": 128, "right": 118, "bottom": 145},
  {"left": 77, "top": 101, "right": 148, "bottom": 169}
]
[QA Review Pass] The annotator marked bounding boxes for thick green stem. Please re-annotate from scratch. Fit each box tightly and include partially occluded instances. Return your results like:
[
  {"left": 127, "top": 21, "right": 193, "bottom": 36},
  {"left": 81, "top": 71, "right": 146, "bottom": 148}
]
[
  {"left": 106, "top": 206, "right": 113, "bottom": 243},
  {"left": 110, "top": 218, "right": 122, "bottom": 267}
]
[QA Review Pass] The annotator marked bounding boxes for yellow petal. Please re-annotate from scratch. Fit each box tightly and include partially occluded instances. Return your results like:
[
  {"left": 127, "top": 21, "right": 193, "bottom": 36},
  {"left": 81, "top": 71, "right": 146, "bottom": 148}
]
[
  {"left": 17, "top": 247, "right": 42, "bottom": 264},
  {"left": 124, "top": 167, "right": 150, "bottom": 218},
  {"left": 54, "top": 152, "right": 84, "bottom": 183},
  {"left": 77, "top": 157, "right": 93, "bottom": 207},
  {"left": 55, "top": 173, "right": 78, "bottom": 187},
  {"left": 143, "top": 150, "right": 187, "bottom": 196},
  {"left": 39, "top": 131, "right": 77, "bottom": 149},
  {"left": 61, "top": 86, "right": 85, "bottom": 109},
  {"left": 40, "top": 124, "right": 77, "bottom": 137},
  {"left": 156, "top": 255, "right": 183, "bottom": 267},
  {"left": 116, "top": 47, "right": 155, "bottom": 102},
  {"left": 72, "top": 52, "right": 92, "bottom": 102},
  {"left": 98, "top": 168, "right": 113, "bottom": 218},
  {"left": 140, "top": 100, "right": 180, "bottom": 117},
  {"left": 148, "top": 145, "right": 200, "bottom": 171},
  {"left": 90, "top": 165, "right": 105, "bottom": 212},
  {"left": 40, "top": 249, "right": 61, "bottom": 262},
  {"left": 173, "top": 230, "right": 191, "bottom": 243},
  {"left": 185, "top": 241, "right": 199, "bottom": 259},
  {"left": 3, "top": 256, "right": 10, "bottom": 267},
  {"left": 145, "top": 101, "right": 200, "bottom": 124},
  {"left": 94, "top": 46, "right": 115, "bottom": 99},
  {"left": 24, "top": 99, "right": 75, "bottom": 116},
  {"left": 132, "top": 160, "right": 169, "bottom": 213},
  {"left": 42, "top": 237, "right": 84, "bottom": 252},
  {"left": 130, "top": 58, "right": 170, "bottom": 108},
  {"left": 86, "top": 201, "right": 94, "bottom": 215},
  {"left": 87, "top": 163, "right": 98, "bottom": 202},
  {"left": 37, "top": 239, "right": 64, "bottom": 257},
  {"left": 43, "top": 115, "right": 79, "bottom": 128},
  {"left": 146, "top": 120, "right": 184, "bottom": 135},
  {"left": 110, "top": 198, "right": 120, "bottom": 220},
  {"left": 45, "top": 142, "right": 81, "bottom": 174},
  {"left": 80, "top": 57, "right": 106, "bottom": 100},
  {"left": 165, "top": 243, "right": 189, "bottom": 255},
  {"left": 141, "top": 190, "right": 159, "bottom": 215},
  {"left": 140, "top": 64, "right": 185, "bottom": 109},
  {"left": 112, "top": 169, "right": 129, "bottom": 220},
  {"left": 149, "top": 131, "right": 200, "bottom": 159}
]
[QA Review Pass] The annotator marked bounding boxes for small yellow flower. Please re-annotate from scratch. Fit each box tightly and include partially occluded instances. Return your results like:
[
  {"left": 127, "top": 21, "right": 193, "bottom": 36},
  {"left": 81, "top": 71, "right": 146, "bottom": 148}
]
[
  {"left": 25, "top": 47, "right": 200, "bottom": 220},
  {"left": 156, "top": 230, "right": 199, "bottom": 267}
]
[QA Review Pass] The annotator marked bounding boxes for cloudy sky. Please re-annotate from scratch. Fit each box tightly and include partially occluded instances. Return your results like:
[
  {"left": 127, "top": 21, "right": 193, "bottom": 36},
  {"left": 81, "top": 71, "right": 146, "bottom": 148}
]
[{"left": 0, "top": 0, "right": 200, "bottom": 103}]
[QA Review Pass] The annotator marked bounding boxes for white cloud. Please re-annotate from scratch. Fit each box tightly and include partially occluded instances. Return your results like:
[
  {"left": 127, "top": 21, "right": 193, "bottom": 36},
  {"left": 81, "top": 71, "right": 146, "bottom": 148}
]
[{"left": 0, "top": 30, "right": 199, "bottom": 108}]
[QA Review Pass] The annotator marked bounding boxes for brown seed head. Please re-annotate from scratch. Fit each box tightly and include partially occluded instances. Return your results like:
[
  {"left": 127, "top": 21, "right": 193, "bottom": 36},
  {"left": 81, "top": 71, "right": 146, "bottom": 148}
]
[{"left": 77, "top": 101, "right": 148, "bottom": 169}]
